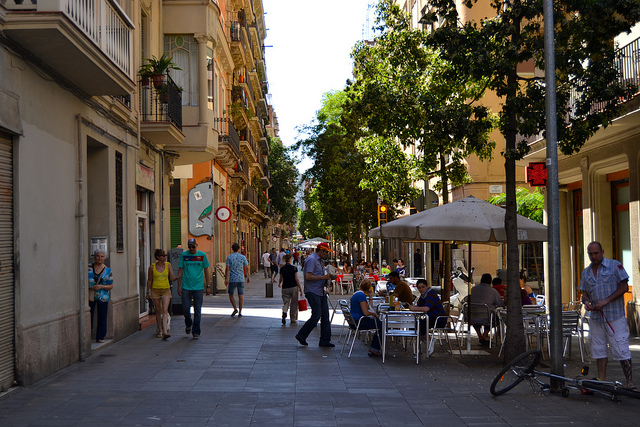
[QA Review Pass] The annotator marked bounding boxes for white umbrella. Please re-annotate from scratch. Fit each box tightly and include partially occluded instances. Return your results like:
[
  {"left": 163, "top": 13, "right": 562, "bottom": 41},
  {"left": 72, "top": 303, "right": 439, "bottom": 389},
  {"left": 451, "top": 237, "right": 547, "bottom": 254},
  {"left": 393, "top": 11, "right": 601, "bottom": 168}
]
[
  {"left": 369, "top": 195, "right": 547, "bottom": 243},
  {"left": 368, "top": 195, "right": 548, "bottom": 353}
]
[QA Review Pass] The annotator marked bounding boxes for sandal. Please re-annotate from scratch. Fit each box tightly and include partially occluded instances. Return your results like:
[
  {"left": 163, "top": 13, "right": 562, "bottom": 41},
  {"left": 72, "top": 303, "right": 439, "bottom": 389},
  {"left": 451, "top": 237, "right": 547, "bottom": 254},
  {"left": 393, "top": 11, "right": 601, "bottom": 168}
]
[{"left": 368, "top": 350, "right": 382, "bottom": 357}]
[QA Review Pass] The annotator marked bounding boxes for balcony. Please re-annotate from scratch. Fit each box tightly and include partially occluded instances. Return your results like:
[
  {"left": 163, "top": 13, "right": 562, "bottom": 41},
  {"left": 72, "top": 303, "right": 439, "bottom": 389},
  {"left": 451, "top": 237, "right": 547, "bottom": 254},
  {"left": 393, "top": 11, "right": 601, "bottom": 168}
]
[
  {"left": 213, "top": 118, "right": 241, "bottom": 169},
  {"left": 230, "top": 154, "right": 249, "bottom": 186},
  {"left": 140, "top": 74, "right": 184, "bottom": 147},
  {"left": 3, "top": 0, "right": 134, "bottom": 95},
  {"left": 260, "top": 162, "right": 271, "bottom": 188},
  {"left": 524, "top": 35, "right": 640, "bottom": 164},
  {"left": 240, "top": 186, "right": 266, "bottom": 218}
]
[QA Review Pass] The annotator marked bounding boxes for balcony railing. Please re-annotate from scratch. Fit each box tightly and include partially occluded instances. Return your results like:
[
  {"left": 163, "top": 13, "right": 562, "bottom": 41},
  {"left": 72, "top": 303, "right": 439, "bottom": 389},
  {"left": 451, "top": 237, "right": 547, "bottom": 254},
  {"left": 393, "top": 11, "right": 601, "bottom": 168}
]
[
  {"left": 140, "top": 74, "right": 182, "bottom": 130},
  {"left": 5, "top": 0, "right": 134, "bottom": 76},
  {"left": 213, "top": 118, "right": 241, "bottom": 158},
  {"left": 569, "top": 36, "right": 640, "bottom": 118}
]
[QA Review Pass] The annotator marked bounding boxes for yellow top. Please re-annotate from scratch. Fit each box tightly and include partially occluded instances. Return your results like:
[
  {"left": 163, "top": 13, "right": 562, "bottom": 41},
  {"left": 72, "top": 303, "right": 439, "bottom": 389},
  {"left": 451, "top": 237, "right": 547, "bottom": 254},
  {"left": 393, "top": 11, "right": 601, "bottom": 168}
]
[{"left": 151, "top": 262, "right": 171, "bottom": 289}]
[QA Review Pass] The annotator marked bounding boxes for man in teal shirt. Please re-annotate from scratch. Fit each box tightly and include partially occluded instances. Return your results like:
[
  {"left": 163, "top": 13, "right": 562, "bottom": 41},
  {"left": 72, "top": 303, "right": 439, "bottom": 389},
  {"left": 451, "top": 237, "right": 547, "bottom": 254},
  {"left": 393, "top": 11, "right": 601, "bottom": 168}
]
[{"left": 177, "top": 238, "right": 210, "bottom": 339}]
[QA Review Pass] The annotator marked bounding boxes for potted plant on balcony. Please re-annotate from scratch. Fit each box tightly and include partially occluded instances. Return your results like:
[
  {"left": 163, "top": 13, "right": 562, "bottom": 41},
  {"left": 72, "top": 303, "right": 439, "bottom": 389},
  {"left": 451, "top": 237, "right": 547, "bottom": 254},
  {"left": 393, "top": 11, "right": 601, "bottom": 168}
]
[{"left": 142, "top": 53, "right": 181, "bottom": 89}]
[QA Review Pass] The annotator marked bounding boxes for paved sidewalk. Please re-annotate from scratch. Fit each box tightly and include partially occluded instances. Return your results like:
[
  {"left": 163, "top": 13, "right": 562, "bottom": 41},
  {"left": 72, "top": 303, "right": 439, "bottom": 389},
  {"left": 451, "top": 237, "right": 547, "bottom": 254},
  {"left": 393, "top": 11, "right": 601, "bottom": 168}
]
[{"left": 1, "top": 271, "right": 640, "bottom": 426}]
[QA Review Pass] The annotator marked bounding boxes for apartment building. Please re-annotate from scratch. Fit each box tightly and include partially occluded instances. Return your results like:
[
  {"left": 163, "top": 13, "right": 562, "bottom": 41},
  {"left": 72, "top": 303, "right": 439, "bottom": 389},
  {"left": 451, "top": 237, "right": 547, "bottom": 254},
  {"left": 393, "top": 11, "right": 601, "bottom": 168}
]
[
  {"left": 0, "top": 0, "right": 275, "bottom": 388},
  {"left": 397, "top": 0, "right": 640, "bottom": 332}
]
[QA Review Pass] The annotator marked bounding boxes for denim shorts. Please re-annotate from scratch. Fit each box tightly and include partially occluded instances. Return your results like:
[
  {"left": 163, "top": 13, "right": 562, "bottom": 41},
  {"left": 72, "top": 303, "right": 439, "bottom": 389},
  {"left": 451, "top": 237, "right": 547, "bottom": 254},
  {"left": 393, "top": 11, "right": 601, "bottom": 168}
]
[{"left": 228, "top": 282, "right": 245, "bottom": 295}]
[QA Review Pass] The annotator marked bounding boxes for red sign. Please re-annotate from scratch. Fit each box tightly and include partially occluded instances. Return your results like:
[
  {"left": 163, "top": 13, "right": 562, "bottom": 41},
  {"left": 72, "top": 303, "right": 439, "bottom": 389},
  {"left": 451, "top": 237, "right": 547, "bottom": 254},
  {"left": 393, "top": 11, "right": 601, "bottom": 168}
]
[{"left": 526, "top": 162, "right": 547, "bottom": 187}]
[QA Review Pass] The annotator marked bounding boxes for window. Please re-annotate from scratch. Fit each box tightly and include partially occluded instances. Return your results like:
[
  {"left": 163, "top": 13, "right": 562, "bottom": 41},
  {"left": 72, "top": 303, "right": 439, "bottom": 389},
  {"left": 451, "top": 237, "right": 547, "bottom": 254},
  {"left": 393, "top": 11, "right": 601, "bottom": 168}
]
[
  {"left": 165, "top": 35, "right": 198, "bottom": 106},
  {"left": 207, "top": 47, "right": 214, "bottom": 109}
]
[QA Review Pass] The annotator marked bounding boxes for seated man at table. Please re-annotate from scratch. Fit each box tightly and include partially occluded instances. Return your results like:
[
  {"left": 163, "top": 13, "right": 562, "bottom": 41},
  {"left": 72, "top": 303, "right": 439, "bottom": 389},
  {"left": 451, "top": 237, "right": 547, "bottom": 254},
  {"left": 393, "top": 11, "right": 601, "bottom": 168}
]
[
  {"left": 409, "top": 279, "right": 447, "bottom": 342},
  {"left": 388, "top": 271, "right": 414, "bottom": 304},
  {"left": 350, "top": 279, "right": 382, "bottom": 357},
  {"left": 492, "top": 277, "right": 507, "bottom": 300},
  {"left": 470, "top": 273, "right": 504, "bottom": 346}
]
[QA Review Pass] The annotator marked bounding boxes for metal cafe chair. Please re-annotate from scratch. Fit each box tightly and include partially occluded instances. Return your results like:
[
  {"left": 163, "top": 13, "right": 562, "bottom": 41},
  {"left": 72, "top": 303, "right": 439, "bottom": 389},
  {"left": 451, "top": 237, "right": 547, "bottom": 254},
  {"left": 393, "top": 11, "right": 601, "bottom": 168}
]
[
  {"left": 382, "top": 312, "right": 421, "bottom": 364},
  {"left": 339, "top": 300, "right": 378, "bottom": 358}
]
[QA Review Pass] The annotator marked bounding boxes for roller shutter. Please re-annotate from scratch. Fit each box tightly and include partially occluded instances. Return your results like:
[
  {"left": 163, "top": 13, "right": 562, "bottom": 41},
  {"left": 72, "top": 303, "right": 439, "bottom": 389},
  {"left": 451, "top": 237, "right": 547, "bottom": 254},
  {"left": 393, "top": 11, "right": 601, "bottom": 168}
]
[{"left": 0, "top": 134, "right": 14, "bottom": 391}]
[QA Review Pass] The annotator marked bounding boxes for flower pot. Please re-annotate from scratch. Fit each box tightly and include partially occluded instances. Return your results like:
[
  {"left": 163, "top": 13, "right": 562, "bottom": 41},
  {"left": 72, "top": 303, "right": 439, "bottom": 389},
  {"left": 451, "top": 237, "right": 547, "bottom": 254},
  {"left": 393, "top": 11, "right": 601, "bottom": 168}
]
[
  {"left": 141, "top": 77, "right": 150, "bottom": 87},
  {"left": 152, "top": 74, "right": 165, "bottom": 89}
]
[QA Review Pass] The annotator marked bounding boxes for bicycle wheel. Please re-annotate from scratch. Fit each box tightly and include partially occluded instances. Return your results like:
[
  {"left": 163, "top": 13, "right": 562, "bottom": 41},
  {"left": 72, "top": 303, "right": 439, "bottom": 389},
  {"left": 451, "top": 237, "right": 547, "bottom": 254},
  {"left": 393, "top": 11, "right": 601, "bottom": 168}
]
[
  {"left": 490, "top": 350, "right": 542, "bottom": 396},
  {"left": 582, "top": 381, "right": 640, "bottom": 399}
]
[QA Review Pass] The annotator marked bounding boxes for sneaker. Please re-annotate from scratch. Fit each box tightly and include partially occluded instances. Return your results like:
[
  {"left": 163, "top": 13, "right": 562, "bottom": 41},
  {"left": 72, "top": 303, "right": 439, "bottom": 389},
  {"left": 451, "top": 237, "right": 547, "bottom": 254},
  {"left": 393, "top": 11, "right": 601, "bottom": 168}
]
[
  {"left": 193, "top": 334, "right": 200, "bottom": 339},
  {"left": 231, "top": 309, "right": 238, "bottom": 317},
  {"left": 186, "top": 326, "right": 192, "bottom": 335},
  {"left": 282, "top": 313, "right": 287, "bottom": 325},
  {"left": 162, "top": 333, "right": 170, "bottom": 340},
  {"left": 238, "top": 313, "right": 242, "bottom": 317}
]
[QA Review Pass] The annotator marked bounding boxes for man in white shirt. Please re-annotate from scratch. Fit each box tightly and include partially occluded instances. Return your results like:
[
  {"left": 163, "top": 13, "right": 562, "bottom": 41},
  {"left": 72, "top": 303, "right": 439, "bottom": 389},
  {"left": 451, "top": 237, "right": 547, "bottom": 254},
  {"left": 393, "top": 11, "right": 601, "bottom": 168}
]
[{"left": 261, "top": 250, "right": 271, "bottom": 279}]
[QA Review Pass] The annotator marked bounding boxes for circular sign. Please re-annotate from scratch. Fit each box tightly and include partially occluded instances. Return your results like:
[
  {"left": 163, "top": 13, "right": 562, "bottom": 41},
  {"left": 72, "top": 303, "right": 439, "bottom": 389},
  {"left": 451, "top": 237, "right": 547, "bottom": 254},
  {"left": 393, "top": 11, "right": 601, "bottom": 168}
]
[
  {"left": 215, "top": 206, "right": 232, "bottom": 222},
  {"left": 272, "top": 236, "right": 277, "bottom": 242}
]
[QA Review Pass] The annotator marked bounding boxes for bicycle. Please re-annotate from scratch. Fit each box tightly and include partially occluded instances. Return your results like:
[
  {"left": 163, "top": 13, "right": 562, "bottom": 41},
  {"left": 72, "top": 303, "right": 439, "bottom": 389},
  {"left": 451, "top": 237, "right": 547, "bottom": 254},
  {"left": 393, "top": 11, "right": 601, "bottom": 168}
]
[{"left": 490, "top": 350, "right": 640, "bottom": 401}]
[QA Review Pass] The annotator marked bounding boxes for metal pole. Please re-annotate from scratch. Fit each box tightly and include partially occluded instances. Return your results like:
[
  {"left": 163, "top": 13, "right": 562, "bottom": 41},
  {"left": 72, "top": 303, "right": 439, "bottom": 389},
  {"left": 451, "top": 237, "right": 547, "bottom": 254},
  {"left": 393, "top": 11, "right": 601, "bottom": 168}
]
[{"left": 543, "top": 0, "right": 564, "bottom": 390}]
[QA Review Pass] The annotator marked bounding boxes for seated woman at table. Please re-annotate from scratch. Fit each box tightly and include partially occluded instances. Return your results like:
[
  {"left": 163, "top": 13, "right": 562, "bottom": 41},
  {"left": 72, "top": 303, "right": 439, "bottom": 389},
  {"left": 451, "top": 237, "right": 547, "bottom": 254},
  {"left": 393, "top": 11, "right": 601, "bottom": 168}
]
[
  {"left": 342, "top": 261, "right": 353, "bottom": 274},
  {"left": 409, "top": 279, "right": 447, "bottom": 341},
  {"left": 470, "top": 273, "right": 504, "bottom": 346},
  {"left": 350, "top": 279, "right": 382, "bottom": 357},
  {"left": 328, "top": 260, "right": 339, "bottom": 276},
  {"left": 520, "top": 270, "right": 536, "bottom": 304},
  {"left": 371, "top": 261, "right": 379, "bottom": 275}
]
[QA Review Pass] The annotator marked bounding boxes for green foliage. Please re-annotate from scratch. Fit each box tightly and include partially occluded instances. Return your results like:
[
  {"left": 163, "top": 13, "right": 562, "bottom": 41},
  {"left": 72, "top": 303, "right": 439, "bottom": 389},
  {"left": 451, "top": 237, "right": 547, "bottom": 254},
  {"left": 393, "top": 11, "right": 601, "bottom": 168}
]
[
  {"left": 488, "top": 188, "right": 544, "bottom": 224},
  {"left": 344, "top": 0, "right": 496, "bottom": 203},
  {"left": 295, "top": 89, "right": 379, "bottom": 240},
  {"left": 141, "top": 53, "right": 181, "bottom": 76},
  {"left": 267, "top": 137, "right": 298, "bottom": 225}
]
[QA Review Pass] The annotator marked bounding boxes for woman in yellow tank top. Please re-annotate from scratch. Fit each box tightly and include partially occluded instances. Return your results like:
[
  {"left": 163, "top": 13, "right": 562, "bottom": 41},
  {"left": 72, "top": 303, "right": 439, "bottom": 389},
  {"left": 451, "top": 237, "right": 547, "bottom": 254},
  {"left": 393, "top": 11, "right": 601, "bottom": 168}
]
[{"left": 146, "top": 249, "right": 177, "bottom": 340}]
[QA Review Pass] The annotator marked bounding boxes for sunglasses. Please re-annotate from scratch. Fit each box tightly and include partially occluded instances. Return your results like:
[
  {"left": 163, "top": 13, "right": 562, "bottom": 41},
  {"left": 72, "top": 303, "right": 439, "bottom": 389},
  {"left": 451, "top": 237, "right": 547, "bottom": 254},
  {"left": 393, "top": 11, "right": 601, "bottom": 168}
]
[{"left": 188, "top": 245, "right": 196, "bottom": 249}]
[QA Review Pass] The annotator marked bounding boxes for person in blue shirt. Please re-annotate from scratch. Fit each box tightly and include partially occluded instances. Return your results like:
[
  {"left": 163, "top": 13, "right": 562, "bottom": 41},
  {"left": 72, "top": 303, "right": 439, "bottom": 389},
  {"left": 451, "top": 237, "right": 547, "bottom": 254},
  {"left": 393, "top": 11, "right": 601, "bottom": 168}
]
[
  {"left": 177, "top": 238, "right": 210, "bottom": 339},
  {"left": 295, "top": 242, "right": 334, "bottom": 347},
  {"left": 350, "top": 279, "right": 382, "bottom": 356},
  {"left": 225, "top": 242, "right": 250, "bottom": 317}
]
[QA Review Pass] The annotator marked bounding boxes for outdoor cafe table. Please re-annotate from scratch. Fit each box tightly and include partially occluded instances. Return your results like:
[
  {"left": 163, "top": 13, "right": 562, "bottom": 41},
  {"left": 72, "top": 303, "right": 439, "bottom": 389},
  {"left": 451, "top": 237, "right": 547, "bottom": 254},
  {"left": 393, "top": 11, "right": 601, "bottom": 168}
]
[{"left": 378, "top": 308, "right": 430, "bottom": 360}]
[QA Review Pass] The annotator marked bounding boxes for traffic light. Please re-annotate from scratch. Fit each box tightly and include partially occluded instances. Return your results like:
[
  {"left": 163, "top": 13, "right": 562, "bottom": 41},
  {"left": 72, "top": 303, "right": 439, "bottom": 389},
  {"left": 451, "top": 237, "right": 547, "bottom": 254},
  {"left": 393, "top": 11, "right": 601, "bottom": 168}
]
[{"left": 378, "top": 204, "right": 388, "bottom": 227}]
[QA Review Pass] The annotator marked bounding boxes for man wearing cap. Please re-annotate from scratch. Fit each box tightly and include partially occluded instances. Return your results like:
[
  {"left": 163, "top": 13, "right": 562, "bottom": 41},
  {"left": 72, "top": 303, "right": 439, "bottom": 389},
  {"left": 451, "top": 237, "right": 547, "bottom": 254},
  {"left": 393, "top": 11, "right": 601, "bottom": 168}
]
[
  {"left": 177, "top": 238, "right": 211, "bottom": 339},
  {"left": 295, "top": 242, "right": 335, "bottom": 347}
]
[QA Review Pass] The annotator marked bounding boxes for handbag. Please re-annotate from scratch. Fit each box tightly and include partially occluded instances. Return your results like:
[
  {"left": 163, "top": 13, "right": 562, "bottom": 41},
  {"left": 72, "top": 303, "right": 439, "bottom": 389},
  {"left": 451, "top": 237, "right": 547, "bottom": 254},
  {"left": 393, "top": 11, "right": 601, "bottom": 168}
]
[{"left": 298, "top": 297, "right": 308, "bottom": 312}]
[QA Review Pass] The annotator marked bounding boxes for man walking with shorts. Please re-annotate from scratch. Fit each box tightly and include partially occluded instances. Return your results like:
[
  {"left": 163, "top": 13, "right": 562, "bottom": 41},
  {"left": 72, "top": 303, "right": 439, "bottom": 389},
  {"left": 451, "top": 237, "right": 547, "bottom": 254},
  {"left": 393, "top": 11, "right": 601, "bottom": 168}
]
[
  {"left": 580, "top": 241, "right": 635, "bottom": 389},
  {"left": 177, "top": 238, "right": 211, "bottom": 339},
  {"left": 295, "top": 242, "right": 334, "bottom": 347},
  {"left": 225, "top": 243, "right": 250, "bottom": 317}
]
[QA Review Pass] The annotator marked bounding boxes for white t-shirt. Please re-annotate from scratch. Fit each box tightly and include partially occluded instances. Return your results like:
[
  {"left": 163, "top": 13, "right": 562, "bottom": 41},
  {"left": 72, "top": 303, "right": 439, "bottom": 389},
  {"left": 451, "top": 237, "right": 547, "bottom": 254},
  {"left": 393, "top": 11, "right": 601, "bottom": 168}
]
[{"left": 261, "top": 252, "right": 271, "bottom": 267}]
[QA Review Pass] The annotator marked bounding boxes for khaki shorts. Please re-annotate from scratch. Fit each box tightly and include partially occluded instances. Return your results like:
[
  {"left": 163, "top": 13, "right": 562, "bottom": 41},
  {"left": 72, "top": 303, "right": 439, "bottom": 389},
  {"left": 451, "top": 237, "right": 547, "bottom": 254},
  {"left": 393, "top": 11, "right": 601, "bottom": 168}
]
[
  {"left": 589, "top": 316, "right": 631, "bottom": 360},
  {"left": 150, "top": 288, "right": 171, "bottom": 299}
]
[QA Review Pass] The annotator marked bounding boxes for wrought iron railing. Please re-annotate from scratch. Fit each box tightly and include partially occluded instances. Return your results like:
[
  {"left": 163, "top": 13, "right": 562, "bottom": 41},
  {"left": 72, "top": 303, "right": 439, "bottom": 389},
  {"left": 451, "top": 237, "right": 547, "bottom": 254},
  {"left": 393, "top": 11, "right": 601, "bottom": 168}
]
[
  {"left": 213, "top": 118, "right": 241, "bottom": 157},
  {"left": 140, "top": 73, "right": 182, "bottom": 130},
  {"left": 5, "top": 0, "right": 134, "bottom": 76},
  {"left": 243, "top": 186, "right": 259, "bottom": 207},
  {"left": 569, "top": 36, "right": 640, "bottom": 118}
]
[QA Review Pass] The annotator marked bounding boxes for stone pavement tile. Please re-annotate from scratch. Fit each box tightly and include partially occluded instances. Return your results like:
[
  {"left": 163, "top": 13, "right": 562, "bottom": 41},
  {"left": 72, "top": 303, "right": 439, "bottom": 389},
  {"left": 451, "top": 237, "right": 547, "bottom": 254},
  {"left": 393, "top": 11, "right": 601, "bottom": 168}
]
[
  {"left": 191, "top": 379, "right": 248, "bottom": 392},
  {"left": 160, "top": 415, "right": 213, "bottom": 426}
]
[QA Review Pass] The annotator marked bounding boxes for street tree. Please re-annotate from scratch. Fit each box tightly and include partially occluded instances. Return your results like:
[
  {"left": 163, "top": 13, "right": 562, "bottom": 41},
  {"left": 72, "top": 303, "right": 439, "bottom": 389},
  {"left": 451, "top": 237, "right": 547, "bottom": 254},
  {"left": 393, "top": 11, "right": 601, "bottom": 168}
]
[
  {"left": 425, "top": 0, "right": 640, "bottom": 359},
  {"left": 295, "top": 91, "right": 379, "bottom": 258},
  {"left": 268, "top": 136, "right": 298, "bottom": 226},
  {"left": 343, "top": 0, "right": 496, "bottom": 304}
]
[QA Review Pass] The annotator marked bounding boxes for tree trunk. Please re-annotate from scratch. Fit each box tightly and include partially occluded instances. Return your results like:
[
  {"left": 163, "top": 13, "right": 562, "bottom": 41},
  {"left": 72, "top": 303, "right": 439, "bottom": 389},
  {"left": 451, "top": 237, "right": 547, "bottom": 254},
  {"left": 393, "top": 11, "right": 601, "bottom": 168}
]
[{"left": 503, "top": 18, "right": 527, "bottom": 362}]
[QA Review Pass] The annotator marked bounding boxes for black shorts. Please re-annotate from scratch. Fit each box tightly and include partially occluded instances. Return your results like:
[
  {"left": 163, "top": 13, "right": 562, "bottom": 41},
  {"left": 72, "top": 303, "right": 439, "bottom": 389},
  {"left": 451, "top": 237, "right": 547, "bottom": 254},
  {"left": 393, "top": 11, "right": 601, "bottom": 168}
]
[{"left": 270, "top": 265, "right": 278, "bottom": 273}]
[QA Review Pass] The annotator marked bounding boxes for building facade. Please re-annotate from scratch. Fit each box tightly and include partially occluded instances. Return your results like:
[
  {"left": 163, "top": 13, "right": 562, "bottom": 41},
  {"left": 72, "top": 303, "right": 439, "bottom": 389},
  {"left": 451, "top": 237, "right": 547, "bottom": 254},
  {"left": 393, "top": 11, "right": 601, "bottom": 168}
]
[{"left": 0, "top": 0, "right": 276, "bottom": 388}]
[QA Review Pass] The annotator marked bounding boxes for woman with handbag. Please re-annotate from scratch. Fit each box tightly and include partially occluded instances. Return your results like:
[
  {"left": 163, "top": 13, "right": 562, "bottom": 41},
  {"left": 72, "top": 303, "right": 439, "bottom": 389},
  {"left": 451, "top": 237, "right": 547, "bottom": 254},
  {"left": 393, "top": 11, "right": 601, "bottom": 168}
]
[
  {"left": 88, "top": 250, "right": 113, "bottom": 343},
  {"left": 278, "top": 254, "right": 302, "bottom": 325},
  {"left": 146, "top": 249, "right": 177, "bottom": 340}
]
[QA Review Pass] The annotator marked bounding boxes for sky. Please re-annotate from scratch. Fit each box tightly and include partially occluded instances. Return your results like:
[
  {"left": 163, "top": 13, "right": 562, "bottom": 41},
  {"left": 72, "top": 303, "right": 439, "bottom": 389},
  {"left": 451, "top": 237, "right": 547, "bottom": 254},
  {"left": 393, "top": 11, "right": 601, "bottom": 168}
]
[{"left": 262, "top": 0, "right": 374, "bottom": 172}]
